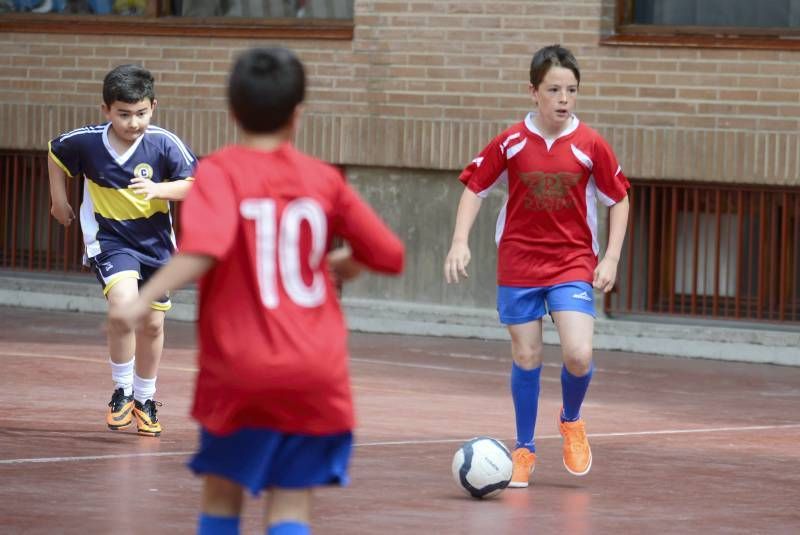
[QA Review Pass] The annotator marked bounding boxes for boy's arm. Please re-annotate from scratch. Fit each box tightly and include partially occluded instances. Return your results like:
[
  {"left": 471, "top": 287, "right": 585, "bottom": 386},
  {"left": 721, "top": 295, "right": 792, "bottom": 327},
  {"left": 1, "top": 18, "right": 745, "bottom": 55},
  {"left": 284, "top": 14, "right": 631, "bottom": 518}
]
[
  {"left": 593, "top": 195, "right": 629, "bottom": 293},
  {"left": 108, "top": 253, "right": 215, "bottom": 330},
  {"left": 129, "top": 177, "right": 194, "bottom": 201},
  {"left": 47, "top": 154, "right": 76, "bottom": 226},
  {"left": 444, "top": 187, "right": 483, "bottom": 284},
  {"left": 334, "top": 182, "right": 405, "bottom": 275}
]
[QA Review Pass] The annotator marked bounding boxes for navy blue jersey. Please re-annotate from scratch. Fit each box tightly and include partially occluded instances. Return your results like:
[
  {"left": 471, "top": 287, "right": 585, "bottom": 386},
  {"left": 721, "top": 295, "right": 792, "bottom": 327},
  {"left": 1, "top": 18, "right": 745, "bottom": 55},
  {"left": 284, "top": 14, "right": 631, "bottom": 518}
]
[{"left": 49, "top": 123, "right": 196, "bottom": 267}]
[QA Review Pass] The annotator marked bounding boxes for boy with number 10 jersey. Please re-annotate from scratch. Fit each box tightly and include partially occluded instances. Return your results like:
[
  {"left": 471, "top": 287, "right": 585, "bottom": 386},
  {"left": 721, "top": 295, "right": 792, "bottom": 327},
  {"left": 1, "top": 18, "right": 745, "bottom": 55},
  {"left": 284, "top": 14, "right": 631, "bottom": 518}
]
[
  {"left": 110, "top": 47, "right": 404, "bottom": 535},
  {"left": 182, "top": 142, "right": 403, "bottom": 436}
]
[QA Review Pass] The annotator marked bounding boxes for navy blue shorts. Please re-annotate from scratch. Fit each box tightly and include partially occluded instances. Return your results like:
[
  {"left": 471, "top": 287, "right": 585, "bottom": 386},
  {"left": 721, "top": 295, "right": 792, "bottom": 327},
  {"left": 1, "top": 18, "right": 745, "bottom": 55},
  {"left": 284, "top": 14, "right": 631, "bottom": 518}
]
[
  {"left": 497, "top": 281, "right": 596, "bottom": 325},
  {"left": 89, "top": 250, "right": 170, "bottom": 311},
  {"left": 188, "top": 427, "right": 353, "bottom": 496}
]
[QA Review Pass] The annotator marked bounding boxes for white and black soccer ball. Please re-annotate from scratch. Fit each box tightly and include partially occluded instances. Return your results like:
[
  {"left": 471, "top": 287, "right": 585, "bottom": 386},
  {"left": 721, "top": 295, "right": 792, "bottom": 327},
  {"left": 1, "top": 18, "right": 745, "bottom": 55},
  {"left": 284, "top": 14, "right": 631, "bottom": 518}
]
[{"left": 451, "top": 436, "right": 513, "bottom": 499}]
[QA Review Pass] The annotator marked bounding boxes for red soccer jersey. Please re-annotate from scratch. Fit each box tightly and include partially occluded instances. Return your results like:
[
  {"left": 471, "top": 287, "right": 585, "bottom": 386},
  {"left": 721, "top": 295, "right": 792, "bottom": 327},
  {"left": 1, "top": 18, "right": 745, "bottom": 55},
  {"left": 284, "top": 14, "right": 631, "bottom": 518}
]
[
  {"left": 459, "top": 114, "right": 630, "bottom": 287},
  {"left": 179, "top": 144, "right": 404, "bottom": 436}
]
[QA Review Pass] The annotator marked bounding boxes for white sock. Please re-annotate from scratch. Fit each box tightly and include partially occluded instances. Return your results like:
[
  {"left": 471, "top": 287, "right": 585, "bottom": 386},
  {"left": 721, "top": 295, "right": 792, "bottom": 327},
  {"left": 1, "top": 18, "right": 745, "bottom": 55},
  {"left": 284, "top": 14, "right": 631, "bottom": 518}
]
[
  {"left": 133, "top": 374, "right": 157, "bottom": 404},
  {"left": 109, "top": 357, "right": 134, "bottom": 396}
]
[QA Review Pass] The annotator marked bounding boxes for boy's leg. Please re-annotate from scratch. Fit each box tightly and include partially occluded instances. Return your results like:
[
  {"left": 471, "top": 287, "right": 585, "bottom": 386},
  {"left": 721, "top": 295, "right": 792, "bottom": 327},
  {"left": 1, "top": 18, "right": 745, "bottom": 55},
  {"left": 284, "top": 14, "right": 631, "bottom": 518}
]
[
  {"left": 498, "top": 286, "right": 547, "bottom": 488},
  {"left": 106, "top": 277, "right": 139, "bottom": 363},
  {"left": 551, "top": 309, "right": 594, "bottom": 476},
  {"left": 131, "top": 308, "right": 165, "bottom": 437},
  {"left": 104, "top": 277, "right": 140, "bottom": 430},
  {"left": 506, "top": 320, "right": 543, "bottom": 488},
  {"left": 264, "top": 488, "right": 312, "bottom": 535},
  {"left": 133, "top": 308, "right": 165, "bottom": 379},
  {"left": 198, "top": 474, "right": 244, "bottom": 535},
  {"left": 133, "top": 266, "right": 170, "bottom": 437}
]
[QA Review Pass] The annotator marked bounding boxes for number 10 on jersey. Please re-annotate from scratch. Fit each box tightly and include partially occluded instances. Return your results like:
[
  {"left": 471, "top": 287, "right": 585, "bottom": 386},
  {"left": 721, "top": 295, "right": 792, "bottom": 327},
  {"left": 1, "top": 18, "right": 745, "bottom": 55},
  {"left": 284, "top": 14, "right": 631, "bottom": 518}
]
[{"left": 240, "top": 198, "right": 328, "bottom": 309}]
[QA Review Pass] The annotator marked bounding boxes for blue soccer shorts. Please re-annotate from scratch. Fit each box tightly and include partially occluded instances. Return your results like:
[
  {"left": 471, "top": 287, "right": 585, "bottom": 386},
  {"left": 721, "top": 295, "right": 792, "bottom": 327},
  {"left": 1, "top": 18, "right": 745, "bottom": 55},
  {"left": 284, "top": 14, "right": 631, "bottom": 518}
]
[
  {"left": 189, "top": 427, "right": 353, "bottom": 495},
  {"left": 497, "top": 281, "right": 596, "bottom": 325},
  {"left": 89, "top": 250, "right": 171, "bottom": 311}
]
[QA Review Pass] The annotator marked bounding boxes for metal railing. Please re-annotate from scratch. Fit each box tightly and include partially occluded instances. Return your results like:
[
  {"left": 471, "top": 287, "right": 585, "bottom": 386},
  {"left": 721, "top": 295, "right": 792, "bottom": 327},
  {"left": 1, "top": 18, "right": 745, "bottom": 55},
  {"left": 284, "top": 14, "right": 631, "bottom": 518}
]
[
  {"left": 0, "top": 150, "right": 185, "bottom": 274},
  {"left": 1, "top": 150, "right": 85, "bottom": 272},
  {"left": 605, "top": 181, "right": 800, "bottom": 324},
  {"left": 2, "top": 150, "right": 799, "bottom": 325}
]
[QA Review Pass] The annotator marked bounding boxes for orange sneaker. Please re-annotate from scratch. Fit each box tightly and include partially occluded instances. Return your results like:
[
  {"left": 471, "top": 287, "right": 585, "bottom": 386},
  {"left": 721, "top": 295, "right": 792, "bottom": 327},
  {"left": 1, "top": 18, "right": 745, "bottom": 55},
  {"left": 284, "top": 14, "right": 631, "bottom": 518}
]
[
  {"left": 559, "top": 413, "right": 592, "bottom": 476},
  {"left": 106, "top": 388, "right": 133, "bottom": 430},
  {"left": 509, "top": 447, "right": 536, "bottom": 488},
  {"left": 133, "top": 399, "right": 162, "bottom": 437}
]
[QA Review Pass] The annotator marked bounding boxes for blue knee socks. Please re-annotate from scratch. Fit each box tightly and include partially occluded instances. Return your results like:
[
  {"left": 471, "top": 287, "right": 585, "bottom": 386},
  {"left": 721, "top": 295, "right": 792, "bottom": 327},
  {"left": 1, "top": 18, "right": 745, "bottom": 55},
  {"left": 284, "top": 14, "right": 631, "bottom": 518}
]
[
  {"left": 510, "top": 362, "right": 542, "bottom": 452},
  {"left": 197, "top": 514, "right": 310, "bottom": 534},
  {"left": 268, "top": 521, "right": 310, "bottom": 535},
  {"left": 198, "top": 514, "right": 240, "bottom": 535},
  {"left": 561, "top": 364, "right": 593, "bottom": 422}
]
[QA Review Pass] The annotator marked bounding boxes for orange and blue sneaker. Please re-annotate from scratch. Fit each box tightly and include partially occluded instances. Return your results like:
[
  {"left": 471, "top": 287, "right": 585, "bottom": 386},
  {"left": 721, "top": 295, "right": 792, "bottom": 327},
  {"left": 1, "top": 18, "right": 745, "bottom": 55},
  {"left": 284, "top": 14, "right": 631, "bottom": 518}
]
[
  {"left": 509, "top": 447, "right": 537, "bottom": 488},
  {"left": 133, "top": 399, "right": 162, "bottom": 437},
  {"left": 106, "top": 388, "right": 134, "bottom": 430},
  {"left": 559, "top": 411, "right": 592, "bottom": 476}
]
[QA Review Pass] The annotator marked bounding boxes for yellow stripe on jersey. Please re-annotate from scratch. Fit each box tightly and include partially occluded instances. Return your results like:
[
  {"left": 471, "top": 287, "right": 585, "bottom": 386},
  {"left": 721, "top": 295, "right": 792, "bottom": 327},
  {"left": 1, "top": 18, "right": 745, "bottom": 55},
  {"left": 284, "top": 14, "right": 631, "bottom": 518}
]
[
  {"left": 86, "top": 179, "right": 169, "bottom": 221},
  {"left": 48, "top": 141, "right": 75, "bottom": 178}
]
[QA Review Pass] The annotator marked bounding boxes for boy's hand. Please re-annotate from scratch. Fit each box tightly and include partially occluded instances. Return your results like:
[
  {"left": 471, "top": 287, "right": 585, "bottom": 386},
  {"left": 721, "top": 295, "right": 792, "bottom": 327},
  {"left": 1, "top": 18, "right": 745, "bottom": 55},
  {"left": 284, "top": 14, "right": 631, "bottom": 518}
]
[
  {"left": 327, "top": 246, "right": 362, "bottom": 283},
  {"left": 51, "top": 201, "right": 76, "bottom": 226},
  {"left": 129, "top": 177, "right": 161, "bottom": 200},
  {"left": 593, "top": 255, "right": 619, "bottom": 293},
  {"left": 444, "top": 241, "right": 470, "bottom": 284}
]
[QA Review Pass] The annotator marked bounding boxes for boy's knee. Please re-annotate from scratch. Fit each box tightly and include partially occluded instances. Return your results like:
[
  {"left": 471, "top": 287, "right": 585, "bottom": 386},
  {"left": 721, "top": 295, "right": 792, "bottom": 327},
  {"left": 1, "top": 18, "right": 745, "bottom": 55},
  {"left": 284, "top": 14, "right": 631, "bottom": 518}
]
[
  {"left": 137, "top": 313, "right": 165, "bottom": 339},
  {"left": 511, "top": 344, "right": 544, "bottom": 369},
  {"left": 562, "top": 347, "right": 592, "bottom": 375},
  {"left": 107, "top": 296, "right": 138, "bottom": 334}
]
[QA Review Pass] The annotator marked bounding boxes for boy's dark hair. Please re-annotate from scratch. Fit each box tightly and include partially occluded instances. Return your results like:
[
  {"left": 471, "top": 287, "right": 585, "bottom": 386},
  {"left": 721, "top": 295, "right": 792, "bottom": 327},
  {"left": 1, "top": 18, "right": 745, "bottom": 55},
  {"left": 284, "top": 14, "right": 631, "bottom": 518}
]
[
  {"left": 228, "top": 47, "right": 306, "bottom": 134},
  {"left": 529, "top": 45, "right": 580, "bottom": 88},
  {"left": 102, "top": 65, "right": 156, "bottom": 106}
]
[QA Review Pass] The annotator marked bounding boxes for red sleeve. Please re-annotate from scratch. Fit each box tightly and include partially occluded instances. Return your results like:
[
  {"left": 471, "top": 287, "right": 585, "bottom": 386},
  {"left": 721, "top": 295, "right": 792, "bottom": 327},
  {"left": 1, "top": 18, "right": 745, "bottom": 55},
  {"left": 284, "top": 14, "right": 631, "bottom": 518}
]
[
  {"left": 178, "top": 158, "right": 239, "bottom": 259},
  {"left": 458, "top": 135, "right": 507, "bottom": 197},
  {"left": 331, "top": 179, "right": 404, "bottom": 274},
  {"left": 592, "top": 136, "right": 630, "bottom": 206}
]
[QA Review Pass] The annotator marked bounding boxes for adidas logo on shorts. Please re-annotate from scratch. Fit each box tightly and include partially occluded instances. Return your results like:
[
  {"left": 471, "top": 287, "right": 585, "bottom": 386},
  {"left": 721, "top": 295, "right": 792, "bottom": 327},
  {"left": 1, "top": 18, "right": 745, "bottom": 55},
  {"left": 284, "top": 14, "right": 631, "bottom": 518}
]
[{"left": 572, "top": 291, "right": 591, "bottom": 301}]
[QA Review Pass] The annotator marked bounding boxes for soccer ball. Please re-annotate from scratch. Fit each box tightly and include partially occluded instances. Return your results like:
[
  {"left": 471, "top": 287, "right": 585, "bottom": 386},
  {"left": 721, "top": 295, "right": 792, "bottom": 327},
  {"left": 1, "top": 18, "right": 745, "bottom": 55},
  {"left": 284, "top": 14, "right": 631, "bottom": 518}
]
[{"left": 451, "top": 436, "right": 513, "bottom": 498}]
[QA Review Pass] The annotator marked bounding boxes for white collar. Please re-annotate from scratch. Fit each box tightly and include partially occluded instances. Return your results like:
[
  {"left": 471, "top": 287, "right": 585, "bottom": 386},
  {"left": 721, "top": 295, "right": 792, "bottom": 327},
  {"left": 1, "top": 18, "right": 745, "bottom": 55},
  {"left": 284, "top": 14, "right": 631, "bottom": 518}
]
[{"left": 523, "top": 112, "right": 580, "bottom": 150}]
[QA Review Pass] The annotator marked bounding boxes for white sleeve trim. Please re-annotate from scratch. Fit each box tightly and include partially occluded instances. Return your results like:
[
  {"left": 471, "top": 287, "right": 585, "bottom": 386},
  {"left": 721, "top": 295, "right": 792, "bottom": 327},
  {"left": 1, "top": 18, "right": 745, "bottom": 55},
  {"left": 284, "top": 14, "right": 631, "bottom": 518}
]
[{"left": 475, "top": 170, "right": 507, "bottom": 199}]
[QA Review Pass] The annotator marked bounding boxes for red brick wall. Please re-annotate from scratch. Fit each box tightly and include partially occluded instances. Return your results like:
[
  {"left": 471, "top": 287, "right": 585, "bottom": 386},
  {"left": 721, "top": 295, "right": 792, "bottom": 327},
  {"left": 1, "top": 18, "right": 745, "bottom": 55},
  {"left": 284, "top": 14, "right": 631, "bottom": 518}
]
[{"left": 1, "top": 0, "right": 799, "bottom": 185}]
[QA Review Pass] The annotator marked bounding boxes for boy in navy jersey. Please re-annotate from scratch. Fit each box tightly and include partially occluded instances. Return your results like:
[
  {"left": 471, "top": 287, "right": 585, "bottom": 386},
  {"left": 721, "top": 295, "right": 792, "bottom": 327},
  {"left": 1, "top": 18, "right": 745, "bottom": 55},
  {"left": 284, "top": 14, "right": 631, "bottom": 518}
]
[
  {"left": 109, "top": 48, "right": 403, "bottom": 534},
  {"left": 48, "top": 64, "right": 196, "bottom": 437},
  {"left": 445, "top": 45, "right": 630, "bottom": 486}
]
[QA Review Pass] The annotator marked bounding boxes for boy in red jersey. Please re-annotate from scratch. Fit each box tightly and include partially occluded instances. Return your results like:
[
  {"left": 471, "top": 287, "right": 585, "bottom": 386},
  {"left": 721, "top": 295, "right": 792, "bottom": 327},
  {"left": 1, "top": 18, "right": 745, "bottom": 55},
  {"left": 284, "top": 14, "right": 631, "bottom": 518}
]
[
  {"left": 444, "top": 45, "right": 630, "bottom": 487},
  {"left": 110, "top": 47, "right": 404, "bottom": 535}
]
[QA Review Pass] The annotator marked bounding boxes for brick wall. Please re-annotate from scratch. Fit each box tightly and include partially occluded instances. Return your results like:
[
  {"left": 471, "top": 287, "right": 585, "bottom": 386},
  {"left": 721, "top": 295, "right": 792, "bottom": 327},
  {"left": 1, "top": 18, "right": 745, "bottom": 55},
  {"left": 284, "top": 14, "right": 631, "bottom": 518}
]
[{"left": 1, "top": 0, "right": 799, "bottom": 185}]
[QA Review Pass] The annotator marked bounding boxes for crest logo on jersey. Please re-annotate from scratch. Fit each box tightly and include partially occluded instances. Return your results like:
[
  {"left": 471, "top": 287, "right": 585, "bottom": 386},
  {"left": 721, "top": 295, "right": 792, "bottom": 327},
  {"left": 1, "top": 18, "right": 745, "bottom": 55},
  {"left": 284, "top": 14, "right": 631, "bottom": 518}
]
[
  {"left": 519, "top": 171, "right": 581, "bottom": 211},
  {"left": 133, "top": 163, "right": 154, "bottom": 179}
]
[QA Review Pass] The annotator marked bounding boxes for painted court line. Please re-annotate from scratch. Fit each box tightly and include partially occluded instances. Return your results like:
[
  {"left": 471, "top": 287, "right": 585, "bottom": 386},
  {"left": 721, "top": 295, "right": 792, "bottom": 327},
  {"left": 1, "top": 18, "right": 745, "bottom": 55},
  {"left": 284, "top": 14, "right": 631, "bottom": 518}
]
[
  {"left": 350, "top": 357, "right": 561, "bottom": 381},
  {"left": 406, "top": 348, "right": 626, "bottom": 374},
  {"left": 357, "top": 423, "right": 800, "bottom": 446},
  {"left": 0, "top": 350, "right": 555, "bottom": 380},
  {"left": 2, "top": 423, "right": 798, "bottom": 465},
  {"left": 0, "top": 350, "right": 197, "bottom": 372}
]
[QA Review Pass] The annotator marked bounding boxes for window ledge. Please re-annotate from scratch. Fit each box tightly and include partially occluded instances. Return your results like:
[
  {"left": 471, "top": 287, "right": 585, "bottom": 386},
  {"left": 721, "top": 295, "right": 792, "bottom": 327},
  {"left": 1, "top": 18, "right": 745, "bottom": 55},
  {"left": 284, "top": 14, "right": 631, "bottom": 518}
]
[
  {"left": 601, "top": 32, "right": 800, "bottom": 51},
  {"left": 0, "top": 14, "right": 353, "bottom": 39}
]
